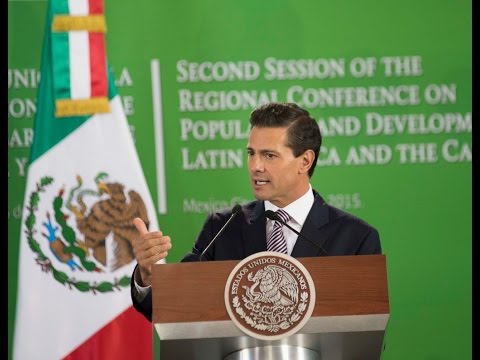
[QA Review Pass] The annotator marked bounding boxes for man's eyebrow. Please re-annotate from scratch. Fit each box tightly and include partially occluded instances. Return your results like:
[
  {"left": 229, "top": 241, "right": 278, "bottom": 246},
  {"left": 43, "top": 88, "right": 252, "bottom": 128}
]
[{"left": 246, "top": 147, "right": 278, "bottom": 154}]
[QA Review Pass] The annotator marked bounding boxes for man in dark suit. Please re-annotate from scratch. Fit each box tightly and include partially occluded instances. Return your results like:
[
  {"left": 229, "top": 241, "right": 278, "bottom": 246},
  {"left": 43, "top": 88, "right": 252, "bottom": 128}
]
[{"left": 131, "top": 102, "right": 381, "bottom": 321}]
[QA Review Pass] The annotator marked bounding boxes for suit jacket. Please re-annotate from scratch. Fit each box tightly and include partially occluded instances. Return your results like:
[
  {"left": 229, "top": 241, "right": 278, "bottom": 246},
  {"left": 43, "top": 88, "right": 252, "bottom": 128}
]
[{"left": 131, "top": 190, "right": 381, "bottom": 320}]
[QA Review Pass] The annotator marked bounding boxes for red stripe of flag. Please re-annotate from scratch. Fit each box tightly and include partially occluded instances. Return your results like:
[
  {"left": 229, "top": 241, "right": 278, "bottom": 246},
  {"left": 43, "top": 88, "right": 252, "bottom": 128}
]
[
  {"left": 89, "top": 32, "right": 107, "bottom": 97},
  {"left": 88, "top": 0, "right": 104, "bottom": 15},
  {"left": 63, "top": 307, "right": 152, "bottom": 360}
]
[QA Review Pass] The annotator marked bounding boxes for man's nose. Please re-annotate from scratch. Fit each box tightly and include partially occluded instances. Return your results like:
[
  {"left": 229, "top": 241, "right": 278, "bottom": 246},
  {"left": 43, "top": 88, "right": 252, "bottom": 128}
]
[{"left": 249, "top": 156, "right": 264, "bottom": 172}]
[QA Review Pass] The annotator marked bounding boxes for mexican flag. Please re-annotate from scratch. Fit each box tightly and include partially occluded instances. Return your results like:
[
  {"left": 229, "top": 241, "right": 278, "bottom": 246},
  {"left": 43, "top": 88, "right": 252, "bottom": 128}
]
[{"left": 13, "top": 0, "right": 154, "bottom": 359}]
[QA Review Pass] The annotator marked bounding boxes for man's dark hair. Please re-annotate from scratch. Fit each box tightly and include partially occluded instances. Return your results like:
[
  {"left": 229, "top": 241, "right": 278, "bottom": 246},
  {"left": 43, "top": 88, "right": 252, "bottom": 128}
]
[{"left": 249, "top": 102, "right": 322, "bottom": 177}]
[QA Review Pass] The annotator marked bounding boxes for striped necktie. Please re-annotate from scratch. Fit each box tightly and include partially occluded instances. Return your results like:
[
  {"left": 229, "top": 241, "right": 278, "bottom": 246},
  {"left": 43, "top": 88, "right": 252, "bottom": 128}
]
[{"left": 266, "top": 209, "right": 290, "bottom": 254}]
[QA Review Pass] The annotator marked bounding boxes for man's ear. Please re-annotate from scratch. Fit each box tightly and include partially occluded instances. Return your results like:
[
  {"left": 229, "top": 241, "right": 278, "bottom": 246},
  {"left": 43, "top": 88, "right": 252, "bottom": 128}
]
[{"left": 299, "top": 149, "right": 315, "bottom": 174}]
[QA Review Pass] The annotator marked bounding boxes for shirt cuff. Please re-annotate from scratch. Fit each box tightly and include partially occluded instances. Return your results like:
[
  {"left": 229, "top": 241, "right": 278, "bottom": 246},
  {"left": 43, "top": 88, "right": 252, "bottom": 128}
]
[{"left": 133, "top": 267, "right": 151, "bottom": 302}]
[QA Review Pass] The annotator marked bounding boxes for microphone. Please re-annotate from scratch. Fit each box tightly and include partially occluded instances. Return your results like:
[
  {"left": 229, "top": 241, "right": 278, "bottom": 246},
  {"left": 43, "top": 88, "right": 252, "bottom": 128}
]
[
  {"left": 265, "top": 210, "right": 329, "bottom": 256},
  {"left": 198, "top": 204, "right": 243, "bottom": 261}
]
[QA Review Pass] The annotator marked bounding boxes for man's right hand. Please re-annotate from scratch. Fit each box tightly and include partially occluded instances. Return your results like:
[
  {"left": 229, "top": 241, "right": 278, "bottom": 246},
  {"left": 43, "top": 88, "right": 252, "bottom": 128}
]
[{"left": 132, "top": 217, "right": 172, "bottom": 287}]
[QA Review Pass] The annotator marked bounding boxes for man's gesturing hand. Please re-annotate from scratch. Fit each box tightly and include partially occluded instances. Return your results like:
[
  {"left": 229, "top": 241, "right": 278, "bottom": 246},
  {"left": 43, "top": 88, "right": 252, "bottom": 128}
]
[{"left": 132, "top": 217, "right": 172, "bottom": 286}]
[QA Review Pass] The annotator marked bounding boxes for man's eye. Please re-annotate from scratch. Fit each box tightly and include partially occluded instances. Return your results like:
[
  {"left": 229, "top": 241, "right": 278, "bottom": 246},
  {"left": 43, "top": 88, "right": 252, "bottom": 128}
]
[{"left": 265, "top": 153, "right": 275, "bottom": 159}]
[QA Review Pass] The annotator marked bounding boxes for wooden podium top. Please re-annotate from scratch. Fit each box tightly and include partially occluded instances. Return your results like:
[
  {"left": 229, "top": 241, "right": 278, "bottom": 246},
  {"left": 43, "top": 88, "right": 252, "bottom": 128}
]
[{"left": 152, "top": 254, "right": 389, "bottom": 324}]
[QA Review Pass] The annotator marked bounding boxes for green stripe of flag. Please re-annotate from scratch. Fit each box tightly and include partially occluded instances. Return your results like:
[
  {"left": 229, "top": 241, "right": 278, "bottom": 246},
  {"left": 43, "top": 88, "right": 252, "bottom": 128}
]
[
  {"left": 51, "top": 0, "right": 69, "bottom": 15},
  {"left": 51, "top": 32, "right": 71, "bottom": 100}
]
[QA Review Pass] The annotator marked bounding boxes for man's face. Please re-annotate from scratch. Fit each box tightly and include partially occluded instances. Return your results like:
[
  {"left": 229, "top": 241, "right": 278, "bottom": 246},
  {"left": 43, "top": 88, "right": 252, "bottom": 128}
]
[{"left": 247, "top": 126, "right": 309, "bottom": 208}]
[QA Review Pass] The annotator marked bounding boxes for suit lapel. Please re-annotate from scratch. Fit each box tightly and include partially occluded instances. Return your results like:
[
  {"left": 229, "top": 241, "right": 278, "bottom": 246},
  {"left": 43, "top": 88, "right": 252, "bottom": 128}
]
[
  {"left": 242, "top": 201, "right": 267, "bottom": 257},
  {"left": 291, "top": 193, "right": 330, "bottom": 257}
]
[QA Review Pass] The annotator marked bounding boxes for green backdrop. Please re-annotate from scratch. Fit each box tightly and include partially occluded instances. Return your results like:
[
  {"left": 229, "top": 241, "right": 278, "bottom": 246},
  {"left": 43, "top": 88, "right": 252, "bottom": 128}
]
[{"left": 8, "top": 0, "right": 471, "bottom": 359}]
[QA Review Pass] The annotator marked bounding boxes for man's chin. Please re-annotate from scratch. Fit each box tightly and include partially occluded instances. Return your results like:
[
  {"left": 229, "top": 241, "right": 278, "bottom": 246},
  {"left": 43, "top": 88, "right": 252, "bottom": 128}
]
[{"left": 252, "top": 190, "right": 269, "bottom": 201}]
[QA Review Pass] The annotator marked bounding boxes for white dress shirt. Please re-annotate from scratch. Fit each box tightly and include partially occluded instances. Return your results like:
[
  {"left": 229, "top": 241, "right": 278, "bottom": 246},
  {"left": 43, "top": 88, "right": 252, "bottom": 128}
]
[{"left": 264, "top": 184, "right": 314, "bottom": 255}]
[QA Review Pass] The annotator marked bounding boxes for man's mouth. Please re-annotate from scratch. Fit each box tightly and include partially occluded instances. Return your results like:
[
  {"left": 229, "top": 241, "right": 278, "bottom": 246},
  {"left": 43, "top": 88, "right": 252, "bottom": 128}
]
[{"left": 253, "top": 180, "right": 269, "bottom": 185}]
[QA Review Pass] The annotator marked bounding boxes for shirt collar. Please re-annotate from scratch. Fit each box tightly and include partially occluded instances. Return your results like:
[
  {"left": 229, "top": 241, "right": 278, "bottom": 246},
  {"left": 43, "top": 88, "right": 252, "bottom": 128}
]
[{"left": 264, "top": 184, "right": 314, "bottom": 226}]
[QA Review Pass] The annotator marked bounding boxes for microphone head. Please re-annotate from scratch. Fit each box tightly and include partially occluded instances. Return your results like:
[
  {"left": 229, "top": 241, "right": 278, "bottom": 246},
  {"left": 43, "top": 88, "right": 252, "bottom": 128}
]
[
  {"left": 232, "top": 204, "right": 243, "bottom": 215},
  {"left": 265, "top": 210, "right": 280, "bottom": 221}
]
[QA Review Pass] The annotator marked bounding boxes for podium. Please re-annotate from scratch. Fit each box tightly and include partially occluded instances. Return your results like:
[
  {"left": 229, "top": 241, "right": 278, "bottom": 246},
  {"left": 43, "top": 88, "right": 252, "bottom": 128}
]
[{"left": 151, "top": 254, "right": 389, "bottom": 360}]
